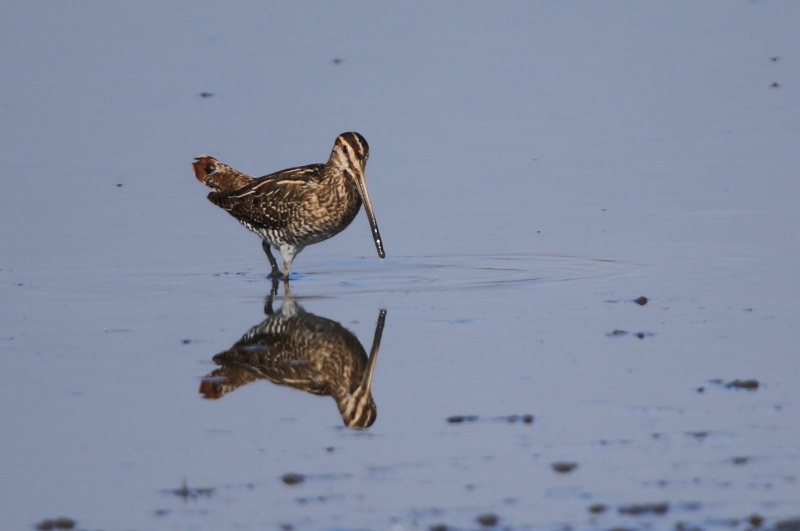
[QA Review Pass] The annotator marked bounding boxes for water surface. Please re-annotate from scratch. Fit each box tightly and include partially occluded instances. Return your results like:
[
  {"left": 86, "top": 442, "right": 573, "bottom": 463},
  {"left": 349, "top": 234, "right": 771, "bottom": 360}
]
[{"left": 2, "top": 2, "right": 799, "bottom": 530}]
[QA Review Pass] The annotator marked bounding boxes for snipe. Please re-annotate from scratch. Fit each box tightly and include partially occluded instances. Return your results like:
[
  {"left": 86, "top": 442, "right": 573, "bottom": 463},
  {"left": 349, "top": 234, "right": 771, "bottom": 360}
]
[
  {"left": 193, "top": 132, "right": 385, "bottom": 278},
  {"left": 199, "top": 284, "right": 386, "bottom": 428}
]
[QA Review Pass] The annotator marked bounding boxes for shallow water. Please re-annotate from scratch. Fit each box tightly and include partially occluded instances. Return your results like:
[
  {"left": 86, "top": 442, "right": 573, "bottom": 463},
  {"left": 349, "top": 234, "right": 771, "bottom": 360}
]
[{"left": 2, "top": 3, "right": 800, "bottom": 531}]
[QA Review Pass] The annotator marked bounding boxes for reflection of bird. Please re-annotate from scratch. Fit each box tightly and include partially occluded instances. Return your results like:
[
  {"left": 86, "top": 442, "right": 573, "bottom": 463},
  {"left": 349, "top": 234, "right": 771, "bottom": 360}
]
[
  {"left": 200, "top": 286, "right": 386, "bottom": 428},
  {"left": 192, "top": 132, "right": 385, "bottom": 279}
]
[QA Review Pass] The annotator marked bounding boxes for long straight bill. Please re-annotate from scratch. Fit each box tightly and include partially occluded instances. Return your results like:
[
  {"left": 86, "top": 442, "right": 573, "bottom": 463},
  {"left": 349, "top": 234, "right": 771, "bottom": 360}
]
[
  {"left": 361, "top": 309, "right": 387, "bottom": 393},
  {"left": 353, "top": 169, "right": 386, "bottom": 258}
]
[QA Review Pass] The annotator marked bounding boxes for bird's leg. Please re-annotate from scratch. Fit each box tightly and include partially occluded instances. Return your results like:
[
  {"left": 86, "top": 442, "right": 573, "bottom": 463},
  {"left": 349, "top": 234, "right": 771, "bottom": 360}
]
[
  {"left": 262, "top": 240, "right": 281, "bottom": 279},
  {"left": 264, "top": 277, "right": 280, "bottom": 313},
  {"left": 279, "top": 244, "right": 298, "bottom": 281},
  {"left": 282, "top": 278, "right": 291, "bottom": 297}
]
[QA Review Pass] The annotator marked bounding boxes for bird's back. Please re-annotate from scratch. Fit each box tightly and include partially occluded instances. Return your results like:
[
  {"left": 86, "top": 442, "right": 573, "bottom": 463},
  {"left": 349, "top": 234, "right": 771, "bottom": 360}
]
[{"left": 206, "top": 164, "right": 361, "bottom": 246}]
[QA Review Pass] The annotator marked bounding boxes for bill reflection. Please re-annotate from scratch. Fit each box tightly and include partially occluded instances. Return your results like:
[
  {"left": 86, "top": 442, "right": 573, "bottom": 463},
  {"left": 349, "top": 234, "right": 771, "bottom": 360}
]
[{"left": 199, "top": 284, "right": 386, "bottom": 428}]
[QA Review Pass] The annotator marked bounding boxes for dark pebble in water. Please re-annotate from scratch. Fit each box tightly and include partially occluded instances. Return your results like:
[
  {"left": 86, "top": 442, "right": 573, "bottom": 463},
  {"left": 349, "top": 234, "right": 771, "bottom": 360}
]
[
  {"left": 154, "top": 509, "right": 170, "bottom": 517},
  {"left": 771, "top": 82, "right": 780, "bottom": 88},
  {"left": 726, "top": 379, "right": 759, "bottom": 390},
  {"left": 776, "top": 518, "right": 800, "bottom": 531},
  {"left": 608, "top": 329, "right": 628, "bottom": 336},
  {"left": 522, "top": 414, "right": 534, "bottom": 424},
  {"left": 588, "top": 503, "right": 607, "bottom": 514},
  {"left": 36, "top": 518, "right": 76, "bottom": 530},
  {"left": 618, "top": 502, "right": 669, "bottom": 515},
  {"left": 282, "top": 473, "right": 304, "bottom": 485},
  {"left": 697, "top": 387, "right": 705, "bottom": 393},
  {"left": 116, "top": 183, "right": 123, "bottom": 187},
  {"left": 325, "top": 446, "right": 335, "bottom": 452},
  {"left": 332, "top": 58, "right": 344, "bottom": 64},
  {"left": 280, "top": 524, "right": 294, "bottom": 531},
  {"left": 771, "top": 56, "right": 780, "bottom": 61},
  {"left": 199, "top": 92, "right": 214, "bottom": 97},
  {"left": 634, "top": 296, "right": 648, "bottom": 305},
  {"left": 552, "top": 461, "right": 578, "bottom": 473},
  {"left": 732, "top": 456, "right": 749, "bottom": 465},
  {"left": 476, "top": 513, "right": 499, "bottom": 527},
  {"left": 748, "top": 514, "right": 764, "bottom": 528},
  {"left": 182, "top": 339, "right": 192, "bottom": 344},
  {"left": 447, "top": 415, "right": 478, "bottom": 423}
]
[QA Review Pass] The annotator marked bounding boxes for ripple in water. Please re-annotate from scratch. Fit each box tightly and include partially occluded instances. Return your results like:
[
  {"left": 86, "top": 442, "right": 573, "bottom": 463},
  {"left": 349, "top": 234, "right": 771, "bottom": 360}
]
[{"left": 295, "top": 253, "right": 644, "bottom": 295}]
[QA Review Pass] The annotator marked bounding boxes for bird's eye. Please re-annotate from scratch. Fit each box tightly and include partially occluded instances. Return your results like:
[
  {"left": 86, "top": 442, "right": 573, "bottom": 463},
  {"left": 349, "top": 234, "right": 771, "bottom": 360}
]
[{"left": 343, "top": 145, "right": 350, "bottom": 154}]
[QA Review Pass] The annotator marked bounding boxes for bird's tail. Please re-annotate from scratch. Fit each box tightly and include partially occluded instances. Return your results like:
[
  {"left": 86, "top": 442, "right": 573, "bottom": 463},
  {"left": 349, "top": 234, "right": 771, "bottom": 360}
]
[{"left": 192, "top": 155, "right": 254, "bottom": 192}]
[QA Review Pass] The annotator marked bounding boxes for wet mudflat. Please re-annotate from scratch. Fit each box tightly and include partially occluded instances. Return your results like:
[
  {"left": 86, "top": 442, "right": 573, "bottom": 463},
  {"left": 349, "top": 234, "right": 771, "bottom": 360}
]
[{"left": 2, "top": 3, "right": 800, "bottom": 531}]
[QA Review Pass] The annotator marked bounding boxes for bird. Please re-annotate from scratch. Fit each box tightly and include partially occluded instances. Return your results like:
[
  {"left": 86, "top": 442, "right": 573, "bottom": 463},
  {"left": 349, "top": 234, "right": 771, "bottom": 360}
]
[
  {"left": 199, "top": 285, "right": 387, "bottom": 428},
  {"left": 192, "top": 132, "right": 385, "bottom": 279}
]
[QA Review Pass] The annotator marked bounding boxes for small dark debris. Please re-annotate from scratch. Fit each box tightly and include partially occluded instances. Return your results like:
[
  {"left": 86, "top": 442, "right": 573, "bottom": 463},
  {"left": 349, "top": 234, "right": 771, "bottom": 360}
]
[
  {"left": 770, "top": 56, "right": 780, "bottom": 62},
  {"left": 447, "top": 415, "right": 478, "bottom": 423},
  {"left": 182, "top": 339, "right": 192, "bottom": 345},
  {"left": 282, "top": 473, "right": 305, "bottom": 485},
  {"left": 748, "top": 514, "right": 764, "bottom": 528},
  {"left": 675, "top": 523, "right": 703, "bottom": 531},
  {"left": 154, "top": 509, "right": 170, "bottom": 517},
  {"left": 697, "top": 387, "right": 705, "bottom": 393},
  {"left": 771, "top": 82, "right": 780, "bottom": 88},
  {"left": 170, "top": 480, "right": 214, "bottom": 500},
  {"left": 281, "top": 524, "right": 294, "bottom": 531},
  {"left": 476, "top": 513, "right": 499, "bottom": 527},
  {"left": 634, "top": 296, "right": 648, "bottom": 305},
  {"left": 430, "top": 525, "right": 449, "bottom": 531},
  {"left": 618, "top": 502, "right": 669, "bottom": 515},
  {"left": 776, "top": 518, "right": 800, "bottom": 531},
  {"left": 689, "top": 431, "right": 708, "bottom": 440},
  {"left": 325, "top": 446, "right": 335, "bottom": 452},
  {"left": 117, "top": 183, "right": 123, "bottom": 187},
  {"left": 732, "top": 456, "right": 749, "bottom": 465},
  {"left": 296, "top": 495, "right": 331, "bottom": 504},
  {"left": 589, "top": 503, "right": 607, "bottom": 514},
  {"left": 332, "top": 58, "right": 344, "bottom": 65},
  {"left": 606, "top": 329, "right": 654, "bottom": 338},
  {"left": 35, "top": 518, "right": 75, "bottom": 530},
  {"left": 552, "top": 461, "right": 578, "bottom": 473},
  {"left": 726, "top": 379, "right": 759, "bottom": 390},
  {"left": 199, "top": 92, "right": 214, "bottom": 98},
  {"left": 504, "top": 414, "right": 534, "bottom": 423}
]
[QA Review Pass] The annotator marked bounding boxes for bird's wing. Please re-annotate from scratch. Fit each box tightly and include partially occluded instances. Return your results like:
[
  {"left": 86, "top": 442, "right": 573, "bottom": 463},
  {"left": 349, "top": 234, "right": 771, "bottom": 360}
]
[{"left": 207, "top": 164, "right": 324, "bottom": 231}]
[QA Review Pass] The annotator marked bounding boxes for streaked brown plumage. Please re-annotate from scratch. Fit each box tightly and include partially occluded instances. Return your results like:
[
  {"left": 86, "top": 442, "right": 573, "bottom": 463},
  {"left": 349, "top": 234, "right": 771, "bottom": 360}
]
[
  {"left": 192, "top": 132, "right": 385, "bottom": 279},
  {"left": 199, "top": 285, "right": 386, "bottom": 428}
]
